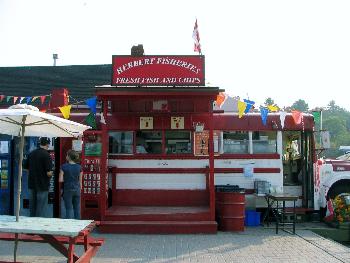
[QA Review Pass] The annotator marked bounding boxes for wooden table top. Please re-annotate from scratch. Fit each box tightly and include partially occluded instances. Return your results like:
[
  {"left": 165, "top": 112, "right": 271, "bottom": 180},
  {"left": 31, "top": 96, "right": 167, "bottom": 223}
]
[
  {"left": 266, "top": 193, "right": 299, "bottom": 201},
  {"left": 0, "top": 215, "right": 94, "bottom": 237}
]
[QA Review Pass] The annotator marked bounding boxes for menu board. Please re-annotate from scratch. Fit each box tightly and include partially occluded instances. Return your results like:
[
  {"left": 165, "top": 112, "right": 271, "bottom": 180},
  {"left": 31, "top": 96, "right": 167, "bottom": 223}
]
[
  {"left": 194, "top": 131, "right": 209, "bottom": 156},
  {"left": 82, "top": 158, "right": 101, "bottom": 195}
]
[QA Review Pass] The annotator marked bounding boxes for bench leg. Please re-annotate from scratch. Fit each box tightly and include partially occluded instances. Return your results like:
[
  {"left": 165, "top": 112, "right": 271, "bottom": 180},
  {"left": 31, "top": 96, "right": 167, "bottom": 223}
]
[
  {"left": 39, "top": 235, "right": 79, "bottom": 262},
  {"left": 67, "top": 237, "right": 75, "bottom": 263}
]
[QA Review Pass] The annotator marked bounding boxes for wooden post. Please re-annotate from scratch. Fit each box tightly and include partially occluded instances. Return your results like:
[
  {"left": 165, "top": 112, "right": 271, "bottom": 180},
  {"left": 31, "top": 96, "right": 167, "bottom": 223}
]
[
  {"left": 100, "top": 99, "right": 108, "bottom": 220},
  {"left": 208, "top": 108, "right": 215, "bottom": 220}
]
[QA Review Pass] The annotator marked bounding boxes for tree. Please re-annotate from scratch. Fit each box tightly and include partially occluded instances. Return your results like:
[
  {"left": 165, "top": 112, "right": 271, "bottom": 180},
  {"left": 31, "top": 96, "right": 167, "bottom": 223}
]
[
  {"left": 264, "top": 97, "right": 275, "bottom": 106},
  {"left": 291, "top": 99, "right": 309, "bottom": 112}
]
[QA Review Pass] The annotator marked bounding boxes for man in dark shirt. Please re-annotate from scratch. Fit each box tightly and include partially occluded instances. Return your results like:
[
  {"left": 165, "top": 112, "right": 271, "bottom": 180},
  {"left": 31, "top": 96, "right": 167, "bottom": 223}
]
[{"left": 24, "top": 137, "right": 53, "bottom": 217}]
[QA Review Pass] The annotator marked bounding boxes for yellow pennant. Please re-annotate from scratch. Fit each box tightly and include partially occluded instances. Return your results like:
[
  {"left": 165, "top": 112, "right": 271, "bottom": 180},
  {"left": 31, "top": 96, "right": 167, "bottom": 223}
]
[
  {"left": 237, "top": 100, "right": 247, "bottom": 118},
  {"left": 59, "top": 105, "right": 72, "bottom": 119},
  {"left": 267, "top": 104, "right": 279, "bottom": 112}
]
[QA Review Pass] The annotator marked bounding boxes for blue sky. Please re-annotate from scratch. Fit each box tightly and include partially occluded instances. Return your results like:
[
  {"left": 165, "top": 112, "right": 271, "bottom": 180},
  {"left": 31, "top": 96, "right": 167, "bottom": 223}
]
[{"left": 1, "top": 0, "right": 350, "bottom": 110}]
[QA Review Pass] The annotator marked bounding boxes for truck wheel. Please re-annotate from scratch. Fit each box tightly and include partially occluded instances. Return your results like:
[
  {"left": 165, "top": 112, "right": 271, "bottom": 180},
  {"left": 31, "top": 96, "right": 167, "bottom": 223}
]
[{"left": 327, "top": 180, "right": 350, "bottom": 200}]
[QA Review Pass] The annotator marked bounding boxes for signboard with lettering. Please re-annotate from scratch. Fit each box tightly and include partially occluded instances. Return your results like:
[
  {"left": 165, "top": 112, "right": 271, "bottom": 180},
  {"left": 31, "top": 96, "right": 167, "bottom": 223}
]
[
  {"left": 171, "top": 117, "right": 184, "bottom": 129},
  {"left": 194, "top": 131, "right": 209, "bottom": 156},
  {"left": 140, "top": 117, "right": 153, "bottom": 129},
  {"left": 112, "top": 55, "right": 205, "bottom": 86}
]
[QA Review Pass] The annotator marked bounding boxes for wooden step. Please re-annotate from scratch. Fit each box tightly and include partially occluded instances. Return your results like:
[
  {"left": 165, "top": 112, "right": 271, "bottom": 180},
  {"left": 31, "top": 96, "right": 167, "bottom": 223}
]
[
  {"left": 99, "top": 220, "right": 217, "bottom": 234},
  {"left": 104, "top": 206, "right": 211, "bottom": 221}
]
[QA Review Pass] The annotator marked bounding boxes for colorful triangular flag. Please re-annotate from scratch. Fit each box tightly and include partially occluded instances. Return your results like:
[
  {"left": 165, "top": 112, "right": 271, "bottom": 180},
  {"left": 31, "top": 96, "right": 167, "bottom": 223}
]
[
  {"left": 85, "top": 112, "right": 97, "bottom": 129},
  {"left": 13, "top": 96, "right": 18, "bottom": 104},
  {"left": 260, "top": 107, "right": 268, "bottom": 125},
  {"left": 243, "top": 99, "right": 255, "bottom": 114},
  {"left": 312, "top": 111, "right": 320, "bottom": 124},
  {"left": 19, "top": 97, "right": 25, "bottom": 104},
  {"left": 59, "top": 105, "right": 72, "bottom": 119},
  {"left": 40, "top": 95, "right": 46, "bottom": 105},
  {"left": 0, "top": 95, "right": 4, "bottom": 102},
  {"left": 215, "top": 92, "right": 227, "bottom": 108},
  {"left": 86, "top": 97, "right": 97, "bottom": 114},
  {"left": 100, "top": 112, "right": 106, "bottom": 124},
  {"left": 26, "top": 97, "right": 32, "bottom": 104},
  {"left": 237, "top": 100, "right": 247, "bottom": 118},
  {"left": 267, "top": 104, "right": 279, "bottom": 112},
  {"left": 279, "top": 111, "right": 287, "bottom": 129},
  {"left": 291, "top": 110, "right": 302, "bottom": 124},
  {"left": 6, "top": 96, "right": 12, "bottom": 103}
]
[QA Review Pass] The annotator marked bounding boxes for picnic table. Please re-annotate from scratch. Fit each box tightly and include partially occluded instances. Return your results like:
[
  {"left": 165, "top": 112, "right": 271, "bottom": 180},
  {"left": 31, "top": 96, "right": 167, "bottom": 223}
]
[
  {"left": 264, "top": 193, "right": 298, "bottom": 234},
  {"left": 0, "top": 215, "right": 104, "bottom": 263}
]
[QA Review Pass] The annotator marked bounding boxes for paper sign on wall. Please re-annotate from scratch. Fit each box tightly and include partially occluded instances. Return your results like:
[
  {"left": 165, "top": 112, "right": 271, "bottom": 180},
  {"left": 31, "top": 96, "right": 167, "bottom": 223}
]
[
  {"left": 171, "top": 117, "right": 184, "bottom": 129},
  {"left": 140, "top": 117, "right": 153, "bottom": 129},
  {"left": 194, "top": 131, "right": 209, "bottom": 156}
]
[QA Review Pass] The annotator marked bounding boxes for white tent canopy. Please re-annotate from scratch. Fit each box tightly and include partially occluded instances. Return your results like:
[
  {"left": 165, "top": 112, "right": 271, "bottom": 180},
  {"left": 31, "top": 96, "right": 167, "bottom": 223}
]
[
  {"left": 0, "top": 104, "right": 89, "bottom": 138},
  {"left": 0, "top": 104, "right": 91, "bottom": 221}
]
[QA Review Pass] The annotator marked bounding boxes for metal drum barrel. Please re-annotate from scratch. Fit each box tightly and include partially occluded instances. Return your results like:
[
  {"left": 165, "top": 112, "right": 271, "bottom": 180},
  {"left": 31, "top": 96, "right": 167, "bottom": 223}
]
[{"left": 216, "top": 187, "right": 245, "bottom": 231}]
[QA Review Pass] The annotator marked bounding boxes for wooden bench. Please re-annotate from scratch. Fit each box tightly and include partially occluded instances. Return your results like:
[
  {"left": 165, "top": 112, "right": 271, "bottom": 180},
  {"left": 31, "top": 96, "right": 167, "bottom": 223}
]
[{"left": 0, "top": 215, "right": 104, "bottom": 263}]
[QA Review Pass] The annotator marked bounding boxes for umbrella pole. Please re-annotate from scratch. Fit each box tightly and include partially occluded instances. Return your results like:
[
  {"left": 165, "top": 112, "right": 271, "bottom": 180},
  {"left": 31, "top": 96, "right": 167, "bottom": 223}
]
[
  {"left": 16, "top": 116, "right": 26, "bottom": 221},
  {"left": 14, "top": 116, "right": 26, "bottom": 262}
]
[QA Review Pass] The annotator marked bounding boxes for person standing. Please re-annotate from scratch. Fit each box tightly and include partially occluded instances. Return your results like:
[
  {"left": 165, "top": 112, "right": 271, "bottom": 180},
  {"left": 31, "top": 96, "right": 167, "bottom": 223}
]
[
  {"left": 24, "top": 137, "right": 53, "bottom": 217},
  {"left": 59, "top": 150, "right": 82, "bottom": 219}
]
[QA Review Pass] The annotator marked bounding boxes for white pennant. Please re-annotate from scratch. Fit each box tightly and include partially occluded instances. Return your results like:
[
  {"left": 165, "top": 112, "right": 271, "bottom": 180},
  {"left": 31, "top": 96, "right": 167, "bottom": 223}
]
[
  {"left": 100, "top": 112, "right": 106, "bottom": 124},
  {"left": 280, "top": 111, "right": 287, "bottom": 129}
]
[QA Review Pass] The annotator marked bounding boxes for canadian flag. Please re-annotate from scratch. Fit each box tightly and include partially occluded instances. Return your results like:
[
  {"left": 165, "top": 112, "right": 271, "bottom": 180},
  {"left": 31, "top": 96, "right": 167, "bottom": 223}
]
[{"left": 192, "top": 19, "right": 201, "bottom": 54}]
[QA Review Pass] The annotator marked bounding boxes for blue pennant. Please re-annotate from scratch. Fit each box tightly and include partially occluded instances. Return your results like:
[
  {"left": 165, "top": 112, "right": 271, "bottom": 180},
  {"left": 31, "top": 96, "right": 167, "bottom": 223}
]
[{"left": 86, "top": 97, "right": 97, "bottom": 114}]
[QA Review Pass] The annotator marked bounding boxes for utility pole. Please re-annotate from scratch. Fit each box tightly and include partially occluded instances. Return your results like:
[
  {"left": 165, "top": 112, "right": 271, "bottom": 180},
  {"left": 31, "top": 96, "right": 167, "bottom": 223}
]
[
  {"left": 319, "top": 109, "right": 323, "bottom": 147},
  {"left": 53, "top": 54, "right": 58, "bottom": 66}
]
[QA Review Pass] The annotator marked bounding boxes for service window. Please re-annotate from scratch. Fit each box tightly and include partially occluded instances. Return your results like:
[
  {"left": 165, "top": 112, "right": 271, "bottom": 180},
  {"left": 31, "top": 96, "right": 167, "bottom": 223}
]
[
  {"left": 165, "top": 131, "right": 192, "bottom": 154},
  {"left": 252, "top": 131, "right": 277, "bottom": 153},
  {"left": 136, "top": 131, "right": 162, "bottom": 154},
  {"left": 223, "top": 131, "right": 249, "bottom": 154},
  {"left": 108, "top": 131, "right": 133, "bottom": 154}
]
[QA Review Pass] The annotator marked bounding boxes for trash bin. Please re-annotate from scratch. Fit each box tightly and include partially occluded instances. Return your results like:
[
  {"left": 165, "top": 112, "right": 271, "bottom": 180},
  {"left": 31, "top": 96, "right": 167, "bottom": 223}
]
[{"left": 215, "top": 185, "right": 245, "bottom": 231}]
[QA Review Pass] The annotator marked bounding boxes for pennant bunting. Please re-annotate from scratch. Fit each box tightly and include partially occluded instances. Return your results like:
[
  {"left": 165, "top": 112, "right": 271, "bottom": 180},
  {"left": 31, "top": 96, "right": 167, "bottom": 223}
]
[
  {"left": 85, "top": 112, "right": 97, "bottom": 129},
  {"left": 231, "top": 97, "right": 239, "bottom": 112},
  {"left": 267, "top": 104, "right": 279, "bottom": 112},
  {"left": 237, "top": 100, "right": 247, "bottom": 118},
  {"left": 312, "top": 111, "right": 320, "bottom": 124},
  {"left": 100, "top": 112, "right": 106, "bottom": 124},
  {"left": 260, "top": 107, "right": 268, "bottom": 125},
  {"left": 19, "top": 97, "right": 25, "bottom": 104},
  {"left": 40, "top": 95, "right": 46, "bottom": 105},
  {"left": 6, "top": 96, "right": 12, "bottom": 103},
  {"left": 86, "top": 97, "right": 97, "bottom": 114},
  {"left": 243, "top": 99, "right": 255, "bottom": 114},
  {"left": 32, "top": 96, "right": 39, "bottom": 102},
  {"left": 279, "top": 111, "right": 287, "bottom": 129},
  {"left": 13, "top": 96, "right": 18, "bottom": 104},
  {"left": 192, "top": 19, "right": 201, "bottom": 54},
  {"left": 26, "top": 96, "right": 32, "bottom": 104},
  {"left": 59, "top": 105, "right": 72, "bottom": 119},
  {"left": 215, "top": 92, "right": 227, "bottom": 108},
  {"left": 0, "top": 95, "right": 4, "bottom": 102},
  {"left": 291, "top": 110, "right": 302, "bottom": 124}
]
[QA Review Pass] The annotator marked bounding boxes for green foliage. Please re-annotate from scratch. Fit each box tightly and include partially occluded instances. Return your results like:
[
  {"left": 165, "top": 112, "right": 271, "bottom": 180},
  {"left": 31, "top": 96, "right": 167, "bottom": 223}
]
[
  {"left": 291, "top": 99, "right": 309, "bottom": 112},
  {"left": 322, "top": 101, "right": 350, "bottom": 158},
  {"left": 264, "top": 97, "right": 275, "bottom": 106},
  {"left": 289, "top": 99, "right": 349, "bottom": 158}
]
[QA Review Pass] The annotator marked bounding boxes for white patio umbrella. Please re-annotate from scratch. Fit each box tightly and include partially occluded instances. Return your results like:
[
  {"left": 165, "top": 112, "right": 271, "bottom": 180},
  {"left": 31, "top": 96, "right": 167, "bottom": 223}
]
[{"left": 0, "top": 104, "right": 91, "bottom": 221}]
